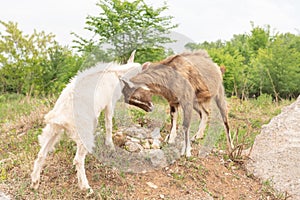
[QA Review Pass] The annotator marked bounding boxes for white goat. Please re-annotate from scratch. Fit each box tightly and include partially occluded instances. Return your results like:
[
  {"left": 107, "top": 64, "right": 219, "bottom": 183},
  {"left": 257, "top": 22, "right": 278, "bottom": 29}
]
[{"left": 31, "top": 51, "right": 141, "bottom": 192}]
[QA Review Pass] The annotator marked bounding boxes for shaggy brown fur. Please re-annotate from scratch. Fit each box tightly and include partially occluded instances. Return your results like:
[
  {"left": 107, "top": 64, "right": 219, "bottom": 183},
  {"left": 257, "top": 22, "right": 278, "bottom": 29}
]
[
  {"left": 122, "top": 50, "right": 233, "bottom": 157},
  {"left": 149, "top": 51, "right": 213, "bottom": 104}
]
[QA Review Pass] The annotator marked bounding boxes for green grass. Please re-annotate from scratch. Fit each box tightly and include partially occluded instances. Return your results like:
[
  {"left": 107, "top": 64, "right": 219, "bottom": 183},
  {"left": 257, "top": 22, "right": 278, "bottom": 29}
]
[
  {"left": 0, "top": 93, "right": 294, "bottom": 199},
  {"left": 217, "top": 95, "right": 291, "bottom": 153}
]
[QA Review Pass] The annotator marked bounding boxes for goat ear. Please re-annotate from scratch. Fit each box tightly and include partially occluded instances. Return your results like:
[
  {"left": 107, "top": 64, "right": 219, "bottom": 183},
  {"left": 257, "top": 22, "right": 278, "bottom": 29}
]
[
  {"left": 220, "top": 65, "right": 226, "bottom": 74},
  {"left": 142, "top": 62, "right": 151, "bottom": 70},
  {"left": 121, "top": 78, "right": 135, "bottom": 88},
  {"left": 127, "top": 50, "right": 136, "bottom": 63}
]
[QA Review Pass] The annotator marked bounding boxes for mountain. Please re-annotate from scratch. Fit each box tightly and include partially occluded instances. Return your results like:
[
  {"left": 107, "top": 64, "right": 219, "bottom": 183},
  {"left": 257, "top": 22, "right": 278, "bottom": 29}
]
[{"left": 164, "top": 31, "right": 195, "bottom": 53}]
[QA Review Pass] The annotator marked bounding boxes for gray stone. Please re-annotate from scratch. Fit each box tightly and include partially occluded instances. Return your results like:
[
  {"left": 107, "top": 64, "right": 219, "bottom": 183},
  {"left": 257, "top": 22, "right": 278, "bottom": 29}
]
[
  {"left": 151, "top": 128, "right": 162, "bottom": 149},
  {"left": 148, "top": 149, "right": 168, "bottom": 168},
  {"left": 124, "top": 126, "right": 150, "bottom": 139},
  {"left": 141, "top": 140, "right": 151, "bottom": 149},
  {"left": 151, "top": 139, "right": 161, "bottom": 149},
  {"left": 125, "top": 141, "right": 143, "bottom": 152},
  {"left": 0, "top": 191, "right": 10, "bottom": 200},
  {"left": 151, "top": 127, "right": 161, "bottom": 139},
  {"left": 246, "top": 96, "right": 300, "bottom": 199}
]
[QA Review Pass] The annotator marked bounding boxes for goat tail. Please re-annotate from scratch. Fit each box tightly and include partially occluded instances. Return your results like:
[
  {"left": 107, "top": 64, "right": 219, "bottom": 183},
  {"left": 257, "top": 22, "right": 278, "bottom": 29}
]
[
  {"left": 215, "top": 85, "right": 233, "bottom": 151},
  {"left": 215, "top": 85, "right": 228, "bottom": 122}
]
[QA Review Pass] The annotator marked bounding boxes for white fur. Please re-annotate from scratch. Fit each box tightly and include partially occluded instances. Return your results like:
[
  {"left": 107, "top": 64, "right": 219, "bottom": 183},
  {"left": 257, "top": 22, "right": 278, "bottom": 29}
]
[{"left": 31, "top": 54, "right": 141, "bottom": 191}]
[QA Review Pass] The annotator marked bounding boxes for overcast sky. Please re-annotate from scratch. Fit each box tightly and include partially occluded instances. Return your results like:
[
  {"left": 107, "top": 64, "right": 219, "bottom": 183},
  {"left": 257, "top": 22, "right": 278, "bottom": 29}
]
[{"left": 0, "top": 0, "right": 299, "bottom": 46}]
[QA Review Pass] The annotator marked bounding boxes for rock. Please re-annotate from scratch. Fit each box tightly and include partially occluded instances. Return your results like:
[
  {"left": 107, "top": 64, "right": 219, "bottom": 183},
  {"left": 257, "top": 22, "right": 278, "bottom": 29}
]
[
  {"left": 113, "top": 132, "right": 126, "bottom": 147},
  {"left": 124, "top": 126, "right": 150, "bottom": 139},
  {"left": 163, "top": 146, "right": 181, "bottom": 164},
  {"left": 151, "top": 127, "right": 162, "bottom": 149},
  {"left": 151, "top": 139, "right": 161, "bottom": 149},
  {"left": 148, "top": 149, "right": 168, "bottom": 168},
  {"left": 126, "top": 136, "right": 140, "bottom": 143},
  {"left": 0, "top": 191, "right": 10, "bottom": 200},
  {"left": 151, "top": 127, "right": 161, "bottom": 139},
  {"left": 146, "top": 182, "right": 158, "bottom": 189},
  {"left": 246, "top": 96, "right": 300, "bottom": 199},
  {"left": 125, "top": 141, "right": 143, "bottom": 152},
  {"left": 141, "top": 140, "right": 151, "bottom": 149}
]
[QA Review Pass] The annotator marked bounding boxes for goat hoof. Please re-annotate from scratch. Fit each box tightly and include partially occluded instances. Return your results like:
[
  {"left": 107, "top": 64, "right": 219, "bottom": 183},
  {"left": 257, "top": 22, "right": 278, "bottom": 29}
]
[
  {"left": 86, "top": 188, "right": 94, "bottom": 196},
  {"left": 31, "top": 181, "right": 40, "bottom": 190},
  {"left": 181, "top": 148, "right": 192, "bottom": 157},
  {"left": 167, "top": 135, "right": 176, "bottom": 144},
  {"left": 105, "top": 143, "right": 116, "bottom": 151},
  {"left": 186, "top": 151, "right": 192, "bottom": 157},
  {"left": 191, "top": 136, "right": 196, "bottom": 142},
  {"left": 191, "top": 134, "right": 204, "bottom": 142},
  {"left": 109, "top": 145, "right": 116, "bottom": 151}
]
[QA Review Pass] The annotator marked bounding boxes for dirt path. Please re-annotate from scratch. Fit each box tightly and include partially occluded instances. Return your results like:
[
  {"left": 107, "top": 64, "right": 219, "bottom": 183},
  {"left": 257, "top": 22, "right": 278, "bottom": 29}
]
[{"left": 246, "top": 96, "right": 300, "bottom": 199}]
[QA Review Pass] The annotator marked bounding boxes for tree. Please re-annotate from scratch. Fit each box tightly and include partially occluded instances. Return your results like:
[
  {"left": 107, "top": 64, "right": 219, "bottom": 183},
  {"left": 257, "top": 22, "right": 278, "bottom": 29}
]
[
  {"left": 254, "top": 33, "right": 300, "bottom": 100},
  {"left": 0, "top": 21, "right": 82, "bottom": 96},
  {"left": 73, "top": 0, "right": 177, "bottom": 63},
  {"left": 40, "top": 44, "right": 83, "bottom": 95},
  {"left": 247, "top": 22, "right": 271, "bottom": 53},
  {"left": 0, "top": 21, "right": 56, "bottom": 95}
]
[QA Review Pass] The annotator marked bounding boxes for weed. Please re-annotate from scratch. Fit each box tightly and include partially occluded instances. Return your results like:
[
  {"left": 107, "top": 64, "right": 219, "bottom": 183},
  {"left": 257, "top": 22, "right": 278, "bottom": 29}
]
[
  {"left": 196, "top": 164, "right": 208, "bottom": 176},
  {"left": 260, "top": 179, "right": 291, "bottom": 200},
  {"left": 202, "top": 187, "right": 212, "bottom": 197},
  {"left": 0, "top": 163, "right": 8, "bottom": 181},
  {"left": 120, "top": 171, "right": 126, "bottom": 179},
  {"left": 129, "top": 108, "right": 146, "bottom": 125},
  {"left": 171, "top": 172, "right": 184, "bottom": 180}
]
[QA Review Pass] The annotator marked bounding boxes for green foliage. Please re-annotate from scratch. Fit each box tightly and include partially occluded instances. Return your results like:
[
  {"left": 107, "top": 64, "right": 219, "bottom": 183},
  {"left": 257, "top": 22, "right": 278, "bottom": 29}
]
[
  {"left": 254, "top": 33, "right": 300, "bottom": 99},
  {"left": 0, "top": 21, "right": 82, "bottom": 96},
  {"left": 134, "top": 47, "right": 174, "bottom": 64},
  {"left": 79, "top": 46, "right": 113, "bottom": 70},
  {"left": 253, "top": 94, "right": 273, "bottom": 107},
  {"left": 1, "top": 15, "right": 299, "bottom": 100},
  {"left": 129, "top": 108, "right": 146, "bottom": 124},
  {"left": 73, "top": 0, "right": 177, "bottom": 63},
  {"left": 185, "top": 22, "right": 300, "bottom": 100},
  {"left": 248, "top": 22, "right": 271, "bottom": 53},
  {"left": 0, "top": 94, "right": 34, "bottom": 122},
  {"left": 0, "top": 21, "right": 54, "bottom": 95}
]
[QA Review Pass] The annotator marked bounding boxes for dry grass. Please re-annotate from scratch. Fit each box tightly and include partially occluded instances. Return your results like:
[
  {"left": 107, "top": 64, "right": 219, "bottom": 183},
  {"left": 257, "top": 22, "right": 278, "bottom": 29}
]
[{"left": 0, "top": 94, "right": 293, "bottom": 199}]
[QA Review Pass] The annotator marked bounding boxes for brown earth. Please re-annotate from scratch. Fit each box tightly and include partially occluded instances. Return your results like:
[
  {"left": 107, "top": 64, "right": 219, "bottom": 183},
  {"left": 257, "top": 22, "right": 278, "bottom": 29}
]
[
  {"left": 1, "top": 144, "right": 280, "bottom": 200},
  {"left": 0, "top": 97, "right": 291, "bottom": 200}
]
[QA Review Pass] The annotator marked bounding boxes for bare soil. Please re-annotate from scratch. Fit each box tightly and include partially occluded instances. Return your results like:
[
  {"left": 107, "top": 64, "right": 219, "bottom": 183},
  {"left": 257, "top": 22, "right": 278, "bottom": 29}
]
[
  {"left": 2, "top": 143, "right": 279, "bottom": 200},
  {"left": 0, "top": 97, "right": 291, "bottom": 199}
]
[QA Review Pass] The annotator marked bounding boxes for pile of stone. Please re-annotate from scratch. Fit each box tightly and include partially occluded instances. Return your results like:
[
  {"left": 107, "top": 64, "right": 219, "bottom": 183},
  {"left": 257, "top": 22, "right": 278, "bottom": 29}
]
[
  {"left": 115, "top": 126, "right": 162, "bottom": 153},
  {"left": 113, "top": 126, "right": 181, "bottom": 169},
  {"left": 93, "top": 125, "right": 181, "bottom": 172}
]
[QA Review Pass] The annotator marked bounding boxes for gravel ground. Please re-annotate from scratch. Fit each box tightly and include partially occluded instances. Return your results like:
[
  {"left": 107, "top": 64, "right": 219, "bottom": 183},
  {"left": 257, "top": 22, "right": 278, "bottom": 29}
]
[{"left": 247, "top": 96, "right": 300, "bottom": 199}]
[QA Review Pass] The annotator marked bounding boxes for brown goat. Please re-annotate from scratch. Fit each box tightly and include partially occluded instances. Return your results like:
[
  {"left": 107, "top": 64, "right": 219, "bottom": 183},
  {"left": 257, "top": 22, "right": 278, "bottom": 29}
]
[{"left": 122, "top": 50, "right": 233, "bottom": 157}]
